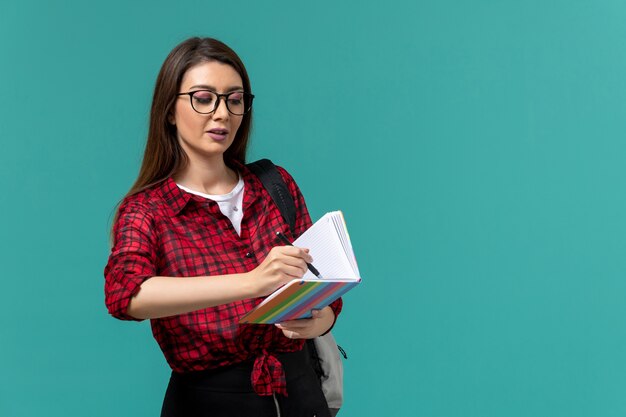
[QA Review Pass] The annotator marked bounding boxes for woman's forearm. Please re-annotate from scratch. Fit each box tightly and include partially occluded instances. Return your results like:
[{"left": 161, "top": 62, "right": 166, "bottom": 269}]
[
  {"left": 127, "top": 273, "right": 257, "bottom": 319},
  {"left": 127, "top": 246, "right": 311, "bottom": 320}
]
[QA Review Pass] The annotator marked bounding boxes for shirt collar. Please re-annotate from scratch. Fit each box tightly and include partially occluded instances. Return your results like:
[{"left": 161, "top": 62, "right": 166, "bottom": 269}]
[
  {"left": 156, "top": 159, "right": 264, "bottom": 217},
  {"left": 157, "top": 177, "right": 194, "bottom": 217}
]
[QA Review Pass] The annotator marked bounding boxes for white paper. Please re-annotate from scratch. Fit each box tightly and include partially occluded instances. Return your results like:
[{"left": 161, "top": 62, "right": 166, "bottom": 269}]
[{"left": 293, "top": 211, "right": 360, "bottom": 281}]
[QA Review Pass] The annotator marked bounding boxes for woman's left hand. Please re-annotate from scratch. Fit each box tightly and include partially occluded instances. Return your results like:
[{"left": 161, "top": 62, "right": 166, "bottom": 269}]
[{"left": 275, "top": 306, "right": 335, "bottom": 339}]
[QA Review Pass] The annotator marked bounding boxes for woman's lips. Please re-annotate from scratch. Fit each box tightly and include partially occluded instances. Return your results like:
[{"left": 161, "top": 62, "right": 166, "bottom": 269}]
[{"left": 207, "top": 129, "right": 228, "bottom": 141}]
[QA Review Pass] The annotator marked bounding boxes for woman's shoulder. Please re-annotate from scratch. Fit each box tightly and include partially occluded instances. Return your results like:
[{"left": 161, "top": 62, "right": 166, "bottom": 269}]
[
  {"left": 271, "top": 164, "right": 306, "bottom": 200},
  {"left": 274, "top": 164, "right": 296, "bottom": 184},
  {"left": 241, "top": 159, "right": 300, "bottom": 189},
  {"left": 117, "top": 179, "right": 174, "bottom": 216}
]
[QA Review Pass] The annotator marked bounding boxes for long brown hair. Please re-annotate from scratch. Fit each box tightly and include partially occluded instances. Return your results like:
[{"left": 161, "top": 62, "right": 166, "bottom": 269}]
[{"left": 112, "top": 37, "right": 253, "bottom": 232}]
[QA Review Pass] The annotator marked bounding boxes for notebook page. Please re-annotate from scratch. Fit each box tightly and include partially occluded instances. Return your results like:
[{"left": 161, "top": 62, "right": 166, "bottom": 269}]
[
  {"left": 294, "top": 212, "right": 359, "bottom": 280},
  {"left": 332, "top": 212, "right": 360, "bottom": 276}
]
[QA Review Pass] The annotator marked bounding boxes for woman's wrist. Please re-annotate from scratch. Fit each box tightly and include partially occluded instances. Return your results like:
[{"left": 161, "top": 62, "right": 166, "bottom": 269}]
[
  {"left": 239, "top": 271, "right": 261, "bottom": 299},
  {"left": 317, "top": 306, "right": 336, "bottom": 336}
]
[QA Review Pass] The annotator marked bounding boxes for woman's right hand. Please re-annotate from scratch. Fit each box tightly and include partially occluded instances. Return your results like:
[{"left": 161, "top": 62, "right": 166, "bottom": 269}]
[{"left": 248, "top": 246, "right": 313, "bottom": 296}]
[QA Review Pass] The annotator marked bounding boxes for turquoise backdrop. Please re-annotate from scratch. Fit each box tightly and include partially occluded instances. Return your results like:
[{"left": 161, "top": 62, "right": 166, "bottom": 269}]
[{"left": 2, "top": 1, "right": 626, "bottom": 416}]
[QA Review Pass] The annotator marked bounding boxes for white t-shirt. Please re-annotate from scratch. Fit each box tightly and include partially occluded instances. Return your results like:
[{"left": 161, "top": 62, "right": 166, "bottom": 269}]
[{"left": 176, "top": 176, "right": 245, "bottom": 236}]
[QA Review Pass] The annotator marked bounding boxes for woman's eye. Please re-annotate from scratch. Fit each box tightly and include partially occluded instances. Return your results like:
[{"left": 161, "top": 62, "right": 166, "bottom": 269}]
[
  {"left": 228, "top": 93, "right": 243, "bottom": 105},
  {"left": 193, "top": 92, "right": 214, "bottom": 104}
]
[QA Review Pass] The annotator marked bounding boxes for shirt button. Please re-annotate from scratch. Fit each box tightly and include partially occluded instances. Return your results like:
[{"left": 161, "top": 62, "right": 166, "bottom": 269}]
[
  {"left": 233, "top": 206, "right": 239, "bottom": 212},
  {"left": 245, "top": 252, "right": 254, "bottom": 258}
]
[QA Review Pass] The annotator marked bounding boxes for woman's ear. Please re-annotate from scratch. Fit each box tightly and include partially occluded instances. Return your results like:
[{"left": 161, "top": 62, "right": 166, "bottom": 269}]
[{"left": 168, "top": 113, "right": 176, "bottom": 125}]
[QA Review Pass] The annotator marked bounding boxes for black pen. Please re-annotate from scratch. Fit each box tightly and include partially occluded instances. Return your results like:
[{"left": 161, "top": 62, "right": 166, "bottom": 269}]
[{"left": 276, "top": 232, "right": 324, "bottom": 279}]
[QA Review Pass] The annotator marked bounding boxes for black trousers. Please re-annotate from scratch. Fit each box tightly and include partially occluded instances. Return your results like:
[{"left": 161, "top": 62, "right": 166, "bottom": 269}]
[{"left": 160, "top": 346, "right": 331, "bottom": 417}]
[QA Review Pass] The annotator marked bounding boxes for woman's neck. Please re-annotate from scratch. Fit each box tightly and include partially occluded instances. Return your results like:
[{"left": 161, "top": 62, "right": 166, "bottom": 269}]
[{"left": 174, "top": 157, "right": 239, "bottom": 195}]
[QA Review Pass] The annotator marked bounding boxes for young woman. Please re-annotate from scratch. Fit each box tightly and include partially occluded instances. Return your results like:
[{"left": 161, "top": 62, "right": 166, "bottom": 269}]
[{"left": 104, "top": 37, "right": 342, "bottom": 417}]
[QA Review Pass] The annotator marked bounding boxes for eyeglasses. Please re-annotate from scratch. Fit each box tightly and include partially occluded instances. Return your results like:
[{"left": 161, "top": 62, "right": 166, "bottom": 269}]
[{"left": 176, "top": 90, "right": 254, "bottom": 115}]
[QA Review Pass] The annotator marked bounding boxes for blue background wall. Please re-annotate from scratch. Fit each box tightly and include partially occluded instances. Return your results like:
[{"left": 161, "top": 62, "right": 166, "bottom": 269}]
[{"left": 2, "top": 1, "right": 626, "bottom": 416}]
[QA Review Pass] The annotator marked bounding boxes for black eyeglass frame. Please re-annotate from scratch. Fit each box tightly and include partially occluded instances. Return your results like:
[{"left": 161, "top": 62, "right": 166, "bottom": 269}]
[{"left": 176, "top": 90, "right": 255, "bottom": 115}]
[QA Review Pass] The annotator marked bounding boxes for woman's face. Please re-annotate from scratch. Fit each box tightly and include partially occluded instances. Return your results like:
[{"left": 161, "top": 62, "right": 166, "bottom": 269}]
[{"left": 172, "top": 61, "right": 244, "bottom": 164}]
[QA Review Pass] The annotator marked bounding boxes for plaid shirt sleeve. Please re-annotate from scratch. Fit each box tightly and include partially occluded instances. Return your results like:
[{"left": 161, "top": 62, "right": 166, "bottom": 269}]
[
  {"left": 276, "top": 166, "right": 343, "bottom": 323},
  {"left": 104, "top": 200, "right": 158, "bottom": 321}
]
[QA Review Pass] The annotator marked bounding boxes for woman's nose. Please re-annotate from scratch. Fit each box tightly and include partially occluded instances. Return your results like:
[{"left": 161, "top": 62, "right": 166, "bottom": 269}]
[{"left": 212, "top": 97, "right": 230, "bottom": 119}]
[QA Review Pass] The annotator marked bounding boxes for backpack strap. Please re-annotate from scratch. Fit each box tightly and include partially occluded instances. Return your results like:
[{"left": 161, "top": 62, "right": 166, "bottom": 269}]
[
  {"left": 246, "top": 159, "right": 324, "bottom": 381},
  {"left": 247, "top": 159, "right": 297, "bottom": 237}
]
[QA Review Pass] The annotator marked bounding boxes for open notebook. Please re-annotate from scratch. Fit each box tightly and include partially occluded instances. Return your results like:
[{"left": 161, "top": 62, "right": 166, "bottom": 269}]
[{"left": 239, "top": 211, "right": 361, "bottom": 324}]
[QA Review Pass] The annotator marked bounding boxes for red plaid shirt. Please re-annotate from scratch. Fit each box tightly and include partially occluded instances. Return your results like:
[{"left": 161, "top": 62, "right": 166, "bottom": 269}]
[{"left": 104, "top": 162, "right": 342, "bottom": 396}]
